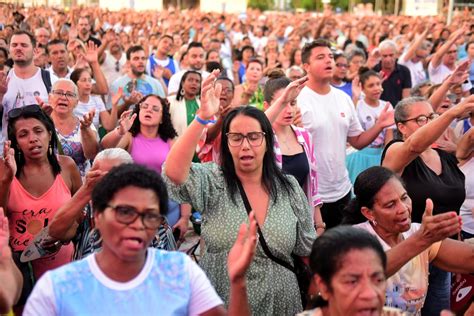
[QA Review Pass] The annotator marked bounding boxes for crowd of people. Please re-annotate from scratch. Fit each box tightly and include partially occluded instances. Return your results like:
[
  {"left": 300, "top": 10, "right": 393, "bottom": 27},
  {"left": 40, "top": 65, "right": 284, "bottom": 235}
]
[{"left": 0, "top": 2, "right": 474, "bottom": 315}]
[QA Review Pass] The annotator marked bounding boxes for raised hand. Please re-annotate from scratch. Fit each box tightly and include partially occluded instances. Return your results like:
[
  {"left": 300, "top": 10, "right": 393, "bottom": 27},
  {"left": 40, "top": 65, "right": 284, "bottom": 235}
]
[
  {"left": 376, "top": 103, "right": 395, "bottom": 128},
  {"left": 227, "top": 210, "right": 258, "bottom": 283},
  {"left": 1, "top": 141, "right": 17, "bottom": 182},
  {"left": 80, "top": 109, "right": 95, "bottom": 129},
  {"left": 152, "top": 65, "right": 164, "bottom": 79},
  {"left": 83, "top": 161, "right": 107, "bottom": 194},
  {"left": 117, "top": 109, "right": 137, "bottom": 135},
  {"left": 111, "top": 87, "right": 124, "bottom": 108},
  {"left": 35, "top": 96, "right": 53, "bottom": 115},
  {"left": 123, "top": 90, "right": 143, "bottom": 106},
  {"left": 199, "top": 69, "right": 222, "bottom": 119},
  {"left": 448, "top": 59, "right": 470, "bottom": 86},
  {"left": 278, "top": 76, "right": 308, "bottom": 104},
  {"left": 417, "top": 198, "right": 462, "bottom": 246},
  {"left": 84, "top": 41, "right": 99, "bottom": 65}
]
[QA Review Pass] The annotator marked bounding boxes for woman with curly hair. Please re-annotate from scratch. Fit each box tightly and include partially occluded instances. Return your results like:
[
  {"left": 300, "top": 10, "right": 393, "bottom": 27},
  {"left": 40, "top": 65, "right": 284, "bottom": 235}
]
[{"left": 101, "top": 94, "right": 189, "bottom": 239}]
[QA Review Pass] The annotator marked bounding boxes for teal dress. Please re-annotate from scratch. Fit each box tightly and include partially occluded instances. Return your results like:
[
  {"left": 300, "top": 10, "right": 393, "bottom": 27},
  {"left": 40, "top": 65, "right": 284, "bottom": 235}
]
[{"left": 163, "top": 163, "right": 316, "bottom": 315}]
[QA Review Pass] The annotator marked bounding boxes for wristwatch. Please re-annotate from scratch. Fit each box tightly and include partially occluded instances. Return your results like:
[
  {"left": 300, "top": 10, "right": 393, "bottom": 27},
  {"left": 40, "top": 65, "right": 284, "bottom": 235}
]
[{"left": 314, "top": 222, "right": 326, "bottom": 229}]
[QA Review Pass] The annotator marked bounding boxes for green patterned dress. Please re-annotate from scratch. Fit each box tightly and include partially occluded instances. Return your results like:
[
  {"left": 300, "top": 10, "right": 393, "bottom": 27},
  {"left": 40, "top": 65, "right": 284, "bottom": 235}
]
[{"left": 163, "top": 163, "right": 316, "bottom": 315}]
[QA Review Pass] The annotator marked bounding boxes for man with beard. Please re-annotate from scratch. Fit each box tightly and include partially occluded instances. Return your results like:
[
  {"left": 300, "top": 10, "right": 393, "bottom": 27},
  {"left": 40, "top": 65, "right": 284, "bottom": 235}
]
[
  {"left": 168, "top": 42, "right": 209, "bottom": 95},
  {"left": 0, "top": 30, "right": 51, "bottom": 155},
  {"left": 99, "top": 31, "right": 126, "bottom": 85},
  {"left": 77, "top": 17, "right": 101, "bottom": 47},
  {"left": 372, "top": 40, "right": 411, "bottom": 107},
  {"left": 146, "top": 34, "right": 180, "bottom": 88},
  {"left": 108, "top": 45, "right": 165, "bottom": 115}
]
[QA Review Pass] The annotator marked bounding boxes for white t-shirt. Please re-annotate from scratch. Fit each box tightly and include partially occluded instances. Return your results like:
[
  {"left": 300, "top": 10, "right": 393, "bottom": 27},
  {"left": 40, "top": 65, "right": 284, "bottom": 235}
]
[
  {"left": 101, "top": 51, "right": 127, "bottom": 86},
  {"left": 47, "top": 66, "right": 73, "bottom": 85},
  {"left": 355, "top": 222, "right": 441, "bottom": 314},
  {"left": 460, "top": 158, "right": 474, "bottom": 234},
  {"left": 168, "top": 69, "right": 210, "bottom": 95},
  {"left": 356, "top": 99, "right": 393, "bottom": 148},
  {"left": 297, "top": 86, "right": 363, "bottom": 202},
  {"left": 73, "top": 95, "right": 107, "bottom": 129},
  {"left": 1, "top": 68, "right": 49, "bottom": 155},
  {"left": 399, "top": 53, "right": 427, "bottom": 87},
  {"left": 24, "top": 248, "right": 223, "bottom": 316},
  {"left": 429, "top": 61, "right": 473, "bottom": 90}
]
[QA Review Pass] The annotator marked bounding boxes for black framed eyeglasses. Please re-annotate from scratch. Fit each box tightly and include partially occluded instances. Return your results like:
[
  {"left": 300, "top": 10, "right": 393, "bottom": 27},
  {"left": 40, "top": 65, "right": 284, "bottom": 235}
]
[
  {"left": 8, "top": 104, "right": 42, "bottom": 120},
  {"left": 400, "top": 113, "right": 439, "bottom": 126},
  {"left": 52, "top": 90, "right": 77, "bottom": 99},
  {"left": 226, "top": 132, "right": 266, "bottom": 147},
  {"left": 106, "top": 204, "right": 164, "bottom": 229}
]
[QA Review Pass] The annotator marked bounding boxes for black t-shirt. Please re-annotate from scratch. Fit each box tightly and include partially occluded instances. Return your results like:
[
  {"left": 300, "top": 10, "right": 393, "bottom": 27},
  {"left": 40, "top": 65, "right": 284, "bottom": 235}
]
[
  {"left": 373, "top": 62, "right": 412, "bottom": 107},
  {"left": 382, "top": 140, "right": 466, "bottom": 223}
]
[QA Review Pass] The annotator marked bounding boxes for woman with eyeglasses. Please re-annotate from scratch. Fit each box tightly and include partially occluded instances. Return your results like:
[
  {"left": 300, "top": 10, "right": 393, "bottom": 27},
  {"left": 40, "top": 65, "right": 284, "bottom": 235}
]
[
  {"left": 0, "top": 104, "right": 81, "bottom": 309},
  {"left": 70, "top": 68, "right": 118, "bottom": 132},
  {"left": 49, "top": 79, "right": 99, "bottom": 178},
  {"left": 381, "top": 95, "right": 474, "bottom": 315},
  {"left": 164, "top": 71, "right": 316, "bottom": 315},
  {"left": 101, "top": 94, "right": 190, "bottom": 241},
  {"left": 24, "top": 163, "right": 258, "bottom": 316},
  {"left": 167, "top": 70, "right": 202, "bottom": 137}
]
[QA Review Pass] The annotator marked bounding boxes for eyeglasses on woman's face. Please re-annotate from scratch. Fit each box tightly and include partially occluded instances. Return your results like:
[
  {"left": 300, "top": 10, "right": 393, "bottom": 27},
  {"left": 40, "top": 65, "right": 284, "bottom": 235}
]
[
  {"left": 139, "top": 102, "right": 162, "bottom": 112},
  {"left": 400, "top": 113, "right": 439, "bottom": 126},
  {"left": 226, "top": 132, "right": 266, "bottom": 147},
  {"left": 106, "top": 204, "right": 164, "bottom": 229},
  {"left": 52, "top": 90, "right": 77, "bottom": 99}
]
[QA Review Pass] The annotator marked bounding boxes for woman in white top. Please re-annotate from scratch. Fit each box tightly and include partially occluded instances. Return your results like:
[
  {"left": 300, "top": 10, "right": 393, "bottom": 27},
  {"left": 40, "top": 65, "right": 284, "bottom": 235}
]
[{"left": 70, "top": 68, "right": 118, "bottom": 132}]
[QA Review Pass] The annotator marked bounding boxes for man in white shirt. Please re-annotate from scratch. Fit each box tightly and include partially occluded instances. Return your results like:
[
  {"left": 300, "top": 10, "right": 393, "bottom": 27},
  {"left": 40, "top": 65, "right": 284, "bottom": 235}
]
[
  {"left": 99, "top": 32, "right": 127, "bottom": 85},
  {"left": 168, "top": 42, "right": 209, "bottom": 95},
  {"left": 297, "top": 39, "right": 394, "bottom": 228},
  {"left": 0, "top": 30, "right": 51, "bottom": 155},
  {"left": 428, "top": 28, "right": 467, "bottom": 84},
  {"left": 398, "top": 28, "right": 430, "bottom": 87}
]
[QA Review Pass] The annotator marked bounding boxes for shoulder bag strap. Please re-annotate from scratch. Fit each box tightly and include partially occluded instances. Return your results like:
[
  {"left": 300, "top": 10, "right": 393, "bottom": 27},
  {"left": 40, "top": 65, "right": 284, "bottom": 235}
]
[{"left": 236, "top": 179, "right": 295, "bottom": 273}]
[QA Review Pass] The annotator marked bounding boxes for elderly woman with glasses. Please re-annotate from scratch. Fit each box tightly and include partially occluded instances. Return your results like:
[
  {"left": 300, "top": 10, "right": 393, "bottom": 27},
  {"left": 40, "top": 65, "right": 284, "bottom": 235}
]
[
  {"left": 49, "top": 79, "right": 99, "bottom": 177},
  {"left": 0, "top": 105, "right": 81, "bottom": 309},
  {"left": 381, "top": 95, "right": 474, "bottom": 315},
  {"left": 164, "top": 71, "right": 316, "bottom": 315}
]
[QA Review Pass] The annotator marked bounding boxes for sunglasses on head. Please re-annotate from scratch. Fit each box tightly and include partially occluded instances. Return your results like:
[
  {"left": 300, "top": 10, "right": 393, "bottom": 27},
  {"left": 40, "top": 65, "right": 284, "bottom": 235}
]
[{"left": 7, "top": 104, "right": 43, "bottom": 121}]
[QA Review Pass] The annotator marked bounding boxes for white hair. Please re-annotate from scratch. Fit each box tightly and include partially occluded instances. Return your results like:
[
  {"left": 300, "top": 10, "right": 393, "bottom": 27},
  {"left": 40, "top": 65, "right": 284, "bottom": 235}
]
[
  {"left": 52, "top": 78, "right": 79, "bottom": 96},
  {"left": 94, "top": 148, "right": 133, "bottom": 165},
  {"left": 378, "top": 40, "right": 398, "bottom": 53}
]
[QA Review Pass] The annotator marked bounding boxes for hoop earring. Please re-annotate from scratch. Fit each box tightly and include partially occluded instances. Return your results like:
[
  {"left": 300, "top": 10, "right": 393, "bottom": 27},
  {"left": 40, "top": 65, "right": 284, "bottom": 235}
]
[
  {"left": 370, "top": 219, "right": 377, "bottom": 227},
  {"left": 180, "top": 88, "right": 185, "bottom": 96}
]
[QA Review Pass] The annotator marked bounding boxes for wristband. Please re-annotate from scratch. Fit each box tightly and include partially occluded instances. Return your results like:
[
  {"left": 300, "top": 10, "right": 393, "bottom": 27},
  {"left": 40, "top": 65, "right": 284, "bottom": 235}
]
[{"left": 195, "top": 115, "right": 216, "bottom": 125}]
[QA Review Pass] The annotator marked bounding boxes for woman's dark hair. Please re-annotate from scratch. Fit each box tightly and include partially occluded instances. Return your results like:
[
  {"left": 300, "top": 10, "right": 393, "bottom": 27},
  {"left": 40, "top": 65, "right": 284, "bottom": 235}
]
[
  {"left": 220, "top": 106, "right": 294, "bottom": 203},
  {"left": 290, "top": 48, "right": 301, "bottom": 66},
  {"left": 176, "top": 70, "right": 201, "bottom": 101},
  {"left": 7, "top": 106, "right": 61, "bottom": 177},
  {"left": 263, "top": 69, "right": 291, "bottom": 103},
  {"left": 358, "top": 66, "right": 380, "bottom": 87},
  {"left": 129, "top": 94, "right": 177, "bottom": 141},
  {"left": 69, "top": 68, "right": 90, "bottom": 86},
  {"left": 309, "top": 225, "right": 387, "bottom": 307},
  {"left": 92, "top": 163, "right": 169, "bottom": 216},
  {"left": 343, "top": 166, "right": 402, "bottom": 225}
]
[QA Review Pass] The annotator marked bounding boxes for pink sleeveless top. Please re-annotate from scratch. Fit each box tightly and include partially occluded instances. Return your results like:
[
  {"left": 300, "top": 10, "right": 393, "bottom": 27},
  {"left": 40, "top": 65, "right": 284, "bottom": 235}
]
[
  {"left": 7, "top": 174, "right": 74, "bottom": 279},
  {"left": 130, "top": 133, "right": 171, "bottom": 174}
]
